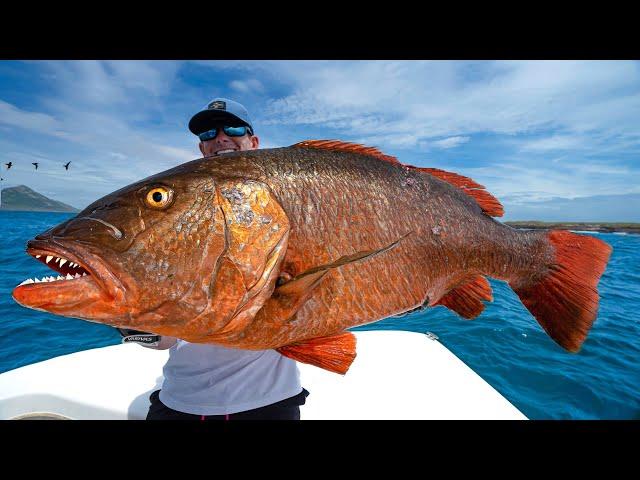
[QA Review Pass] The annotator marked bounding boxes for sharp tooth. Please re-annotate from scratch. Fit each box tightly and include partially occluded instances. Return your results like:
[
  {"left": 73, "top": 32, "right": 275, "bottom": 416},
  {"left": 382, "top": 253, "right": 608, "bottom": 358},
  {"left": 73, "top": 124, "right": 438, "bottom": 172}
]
[
  {"left": 82, "top": 273, "right": 87, "bottom": 277},
  {"left": 66, "top": 273, "right": 73, "bottom": 280},
  {"left": 46, "top": 255, "right": 53, "bottom": 263},
  {"left": 74, "top": 273, "right": 81, "bottom": 278},
  {"left": 48, "top": 276, "right": 55, "bottom": 282},
  {"left": 55, "top": 257, "right": 60, "bottom": 264},
  {"left": 58, "top": 276, "right": 64, "bottom": 281},
  {"left": 34, "top": 278, "right": 41, "bottom": 283},
  {"left": 70, "top": 262, "right": 76, "bottom": 268},
  {"left": 59, "top": 259, "right": 67, "bottom": 267},
  {"left": 35, "top": 255, "right": 41, "bottom": 258}
]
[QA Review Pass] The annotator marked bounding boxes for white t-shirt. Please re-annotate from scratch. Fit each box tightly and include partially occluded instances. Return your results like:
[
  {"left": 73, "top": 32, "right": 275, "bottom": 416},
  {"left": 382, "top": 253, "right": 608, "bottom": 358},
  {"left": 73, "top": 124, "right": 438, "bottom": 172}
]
[{"left": 159, "top": 340, "right": 302, "bottom": 415}]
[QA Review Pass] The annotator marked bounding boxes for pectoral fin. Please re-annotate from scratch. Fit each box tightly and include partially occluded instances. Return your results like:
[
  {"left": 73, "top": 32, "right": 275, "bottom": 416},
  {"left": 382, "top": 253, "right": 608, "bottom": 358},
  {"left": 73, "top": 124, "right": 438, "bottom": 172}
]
[
  {"left": 276, "top": 332, "right": 357, "bottom": 375},
  {"left": 268, "top": 232, "right": 413, "bottom": 323}
]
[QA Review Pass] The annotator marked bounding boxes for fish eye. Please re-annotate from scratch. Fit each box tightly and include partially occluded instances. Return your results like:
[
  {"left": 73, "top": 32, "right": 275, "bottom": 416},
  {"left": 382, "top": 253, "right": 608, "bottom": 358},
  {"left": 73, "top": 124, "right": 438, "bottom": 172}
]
[{"left": 145, "top": 187, "right": 173, "bottom": 209}]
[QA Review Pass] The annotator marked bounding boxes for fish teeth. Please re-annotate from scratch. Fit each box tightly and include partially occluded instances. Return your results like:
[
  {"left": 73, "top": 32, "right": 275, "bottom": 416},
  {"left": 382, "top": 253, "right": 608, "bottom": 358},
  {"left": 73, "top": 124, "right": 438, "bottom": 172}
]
[
  {"left": 35, "top": 255, "right": 41, "bottom": 259},
  {"left": 59, "top": 259, "right": 67, "bottom": 267},
  {"left": 18, "top": 278, "right": 35, "bottom": 286},
  {"left": 46, "top": 255, "right": 53, "bottom": 264},
  {"left": 82, "top": 273, "right": 87, "bottom": 277},
  {"left": 74, "top": 273, "right": 81, "bottom": 279},
  {"left": 66, "top": 273, "right": 73, "bottom": 280}
]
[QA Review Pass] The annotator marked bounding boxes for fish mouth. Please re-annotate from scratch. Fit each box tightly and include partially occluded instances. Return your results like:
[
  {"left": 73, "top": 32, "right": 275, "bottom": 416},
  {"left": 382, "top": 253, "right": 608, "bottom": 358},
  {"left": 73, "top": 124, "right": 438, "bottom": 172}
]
[{"left": 12, "top": 239, "right": 124, "bottom": 314}]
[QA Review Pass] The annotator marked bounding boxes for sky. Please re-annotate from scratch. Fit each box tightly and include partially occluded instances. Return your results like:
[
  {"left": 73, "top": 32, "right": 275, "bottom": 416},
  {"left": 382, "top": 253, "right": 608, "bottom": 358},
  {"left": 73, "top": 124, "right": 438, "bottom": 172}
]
[{"left": 0, "top": 60, "right": 638, "bottom": 221}]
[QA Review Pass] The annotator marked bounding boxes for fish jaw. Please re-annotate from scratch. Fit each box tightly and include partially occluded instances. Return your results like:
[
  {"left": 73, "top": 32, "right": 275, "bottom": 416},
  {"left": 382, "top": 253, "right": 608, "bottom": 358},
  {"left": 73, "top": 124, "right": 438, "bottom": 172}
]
[{"left": 11, "top": 238, "right": 134, "bottom": 321}]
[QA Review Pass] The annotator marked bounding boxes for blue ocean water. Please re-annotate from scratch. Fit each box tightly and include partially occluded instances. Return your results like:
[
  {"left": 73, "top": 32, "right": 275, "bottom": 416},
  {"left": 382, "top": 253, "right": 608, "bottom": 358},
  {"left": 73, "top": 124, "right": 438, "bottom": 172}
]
[{"left": 1, "top": 210, "right": 639, "bottom": 419}]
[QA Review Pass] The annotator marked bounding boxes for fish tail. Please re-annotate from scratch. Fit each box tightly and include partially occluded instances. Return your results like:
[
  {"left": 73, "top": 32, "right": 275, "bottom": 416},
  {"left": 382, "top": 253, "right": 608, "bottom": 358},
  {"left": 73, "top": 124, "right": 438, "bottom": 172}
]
[{"left": 509, "top": 230, "right": 612, "bottom": 352}]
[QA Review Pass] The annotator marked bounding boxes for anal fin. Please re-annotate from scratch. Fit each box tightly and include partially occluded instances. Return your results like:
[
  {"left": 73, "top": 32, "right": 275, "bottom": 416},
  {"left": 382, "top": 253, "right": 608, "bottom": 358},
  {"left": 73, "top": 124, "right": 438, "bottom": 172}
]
[
  {"left": 434, "top": 276, "right": 493, "bottom": 319},
  {"left": 276, "top": 332, "right": 357, "bottom": 375}
]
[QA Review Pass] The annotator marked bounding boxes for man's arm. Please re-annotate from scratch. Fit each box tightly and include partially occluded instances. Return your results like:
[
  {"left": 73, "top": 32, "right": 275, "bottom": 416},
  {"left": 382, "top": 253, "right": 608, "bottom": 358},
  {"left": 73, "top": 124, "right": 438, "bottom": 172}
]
[{"left": 117, "top": 329, "right": 177, "bottom": 350}]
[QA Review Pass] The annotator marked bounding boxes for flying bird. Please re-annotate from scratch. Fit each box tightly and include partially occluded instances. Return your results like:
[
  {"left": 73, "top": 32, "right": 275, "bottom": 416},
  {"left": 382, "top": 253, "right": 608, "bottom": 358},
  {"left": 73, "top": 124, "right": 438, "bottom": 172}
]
[
  {"left": 64, "top": 162, "right": 71, "bottom": 170},
  {"left": 5, "top": 162, "right": 12, "bottom": 169},
  {"left": 32, "top": 162, "right": 39, "bottom": 170}
]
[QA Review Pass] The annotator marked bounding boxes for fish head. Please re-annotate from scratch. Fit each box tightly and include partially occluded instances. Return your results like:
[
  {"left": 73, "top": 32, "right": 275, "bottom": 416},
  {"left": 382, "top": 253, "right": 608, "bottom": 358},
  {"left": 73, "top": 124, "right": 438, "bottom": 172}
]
[{"left": 12, "top": 162, "right": 290, "bottom": 339}]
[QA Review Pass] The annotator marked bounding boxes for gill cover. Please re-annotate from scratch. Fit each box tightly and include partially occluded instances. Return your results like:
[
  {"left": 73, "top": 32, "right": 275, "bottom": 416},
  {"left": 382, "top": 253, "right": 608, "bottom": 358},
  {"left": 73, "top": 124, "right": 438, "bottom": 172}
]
[{"left": 188, "top": 179, "right": 291, "bottom": 342}]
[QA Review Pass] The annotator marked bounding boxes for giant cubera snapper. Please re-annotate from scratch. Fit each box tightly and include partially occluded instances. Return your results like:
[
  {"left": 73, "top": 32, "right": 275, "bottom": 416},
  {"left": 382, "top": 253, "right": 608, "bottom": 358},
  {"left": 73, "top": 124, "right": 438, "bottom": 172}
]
[{"left": 12, "top": 141, "right": 612, "bottom": 374}]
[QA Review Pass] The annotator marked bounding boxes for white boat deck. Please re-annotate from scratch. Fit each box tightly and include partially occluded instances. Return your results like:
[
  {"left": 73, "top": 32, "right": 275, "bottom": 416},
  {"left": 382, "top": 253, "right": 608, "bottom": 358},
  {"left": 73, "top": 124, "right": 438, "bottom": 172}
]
[{"left": 0, "top": 330, "right": 526, "bottom": 420}]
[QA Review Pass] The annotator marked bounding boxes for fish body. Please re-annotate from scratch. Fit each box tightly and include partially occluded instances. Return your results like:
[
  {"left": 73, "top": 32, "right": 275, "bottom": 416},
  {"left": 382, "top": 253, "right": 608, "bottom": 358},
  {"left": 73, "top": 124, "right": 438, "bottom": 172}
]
[{"left": 12, "top": 141, "right": 612, "bottom": 373}]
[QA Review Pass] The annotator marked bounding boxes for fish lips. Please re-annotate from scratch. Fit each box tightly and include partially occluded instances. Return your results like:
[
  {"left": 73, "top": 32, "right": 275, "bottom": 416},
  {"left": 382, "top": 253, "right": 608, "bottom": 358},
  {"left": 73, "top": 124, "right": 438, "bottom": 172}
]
[{"left": 12, "top": 238, "right": 129, "bottom": 311}]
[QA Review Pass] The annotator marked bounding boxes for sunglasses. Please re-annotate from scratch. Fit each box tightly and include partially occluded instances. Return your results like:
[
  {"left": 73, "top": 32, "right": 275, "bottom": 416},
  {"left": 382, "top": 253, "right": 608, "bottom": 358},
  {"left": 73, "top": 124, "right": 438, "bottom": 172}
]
[{"left": 198, "top": 125, "right": 253, "bottom": 142}]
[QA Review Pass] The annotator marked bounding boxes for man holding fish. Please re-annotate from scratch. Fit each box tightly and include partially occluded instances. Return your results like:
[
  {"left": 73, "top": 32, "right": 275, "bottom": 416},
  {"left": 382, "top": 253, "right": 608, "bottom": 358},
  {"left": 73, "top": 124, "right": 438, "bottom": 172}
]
[{"left": 13, "top": 95, "right": 612, "bottom": 420}]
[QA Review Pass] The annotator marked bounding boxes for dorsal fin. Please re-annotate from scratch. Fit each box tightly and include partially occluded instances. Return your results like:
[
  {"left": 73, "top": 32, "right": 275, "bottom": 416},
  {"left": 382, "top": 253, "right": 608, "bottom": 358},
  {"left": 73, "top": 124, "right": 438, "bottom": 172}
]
[
  {"left": 292, "top": 140, "right": 400, "bottom": 166},
  {"left": 414, "top": 168, "right": 504, "bottom": 217},
  {"left": 292, "top": 139, "right": 504, "bottom": 217}
]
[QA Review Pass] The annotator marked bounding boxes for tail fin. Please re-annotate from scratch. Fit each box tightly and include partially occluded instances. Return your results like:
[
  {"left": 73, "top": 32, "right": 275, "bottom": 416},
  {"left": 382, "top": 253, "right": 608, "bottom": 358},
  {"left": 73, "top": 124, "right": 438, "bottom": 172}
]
[{"left": 510, "top": 230, "right": 612, "bottom": 352}]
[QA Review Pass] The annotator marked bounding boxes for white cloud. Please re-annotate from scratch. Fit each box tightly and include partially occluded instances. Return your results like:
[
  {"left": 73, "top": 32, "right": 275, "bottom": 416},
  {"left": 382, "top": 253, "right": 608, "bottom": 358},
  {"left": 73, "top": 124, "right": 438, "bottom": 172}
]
[
  {"left": 430, "top": 136, "right": 470, "bottom": 149},
  {"left": 154, "top": 145, "right": 199, "bottom": 163},
  {"left": 520, "top": 135, "right": 586, "bottom": 152},
  {"left": 229, "top": 78, "right": 265, "bottom": 94},
  {"left": 462, "top": 157, "right": 639, "bottom": 206},
  {"left": 239, "top": 60, "right": 640, "bottom": 147},
  {"left": 0, "top": 99, "right": 61, "bottom": 131}
]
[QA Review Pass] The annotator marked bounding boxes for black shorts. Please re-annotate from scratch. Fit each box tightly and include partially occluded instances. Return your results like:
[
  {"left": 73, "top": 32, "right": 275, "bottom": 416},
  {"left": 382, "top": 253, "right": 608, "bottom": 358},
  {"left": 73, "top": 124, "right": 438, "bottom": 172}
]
[{"left": 146, "top": 388, "right": 310, "bottom": 420}]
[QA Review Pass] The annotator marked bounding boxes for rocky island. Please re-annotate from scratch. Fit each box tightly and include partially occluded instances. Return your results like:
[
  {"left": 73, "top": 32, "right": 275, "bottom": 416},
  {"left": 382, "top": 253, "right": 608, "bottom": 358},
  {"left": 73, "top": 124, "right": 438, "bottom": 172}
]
[{"left": 0, "top": 185, "right": 79, "bottom": 212}]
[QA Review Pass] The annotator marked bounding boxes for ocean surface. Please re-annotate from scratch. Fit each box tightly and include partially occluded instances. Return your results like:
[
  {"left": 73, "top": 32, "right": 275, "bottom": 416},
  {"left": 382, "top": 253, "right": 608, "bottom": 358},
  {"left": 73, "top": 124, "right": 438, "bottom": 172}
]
[{"left": 1, "top": 210, "right": 639, "bottom": 419}]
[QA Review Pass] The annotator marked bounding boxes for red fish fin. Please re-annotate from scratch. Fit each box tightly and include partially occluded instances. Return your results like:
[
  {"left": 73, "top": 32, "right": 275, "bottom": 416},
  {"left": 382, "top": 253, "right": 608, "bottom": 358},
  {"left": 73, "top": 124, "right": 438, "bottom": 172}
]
[
  {"left": 510, "top": 230, "right": 612, "bottom": 352},
  {"left": 292, "top": 140, "right": 401, "bottom": 166},
  {"left": 434, "top": 276, "right": 493, "bottom": 319},
  {"left": 276, "top": 332, "right": 357, "bottom": 375},
  {"left": 292, "top": 140, "right": 504, "bottom": 217},
  {"left": 415, "top": 168, "right": 504, "bottom": 217}
]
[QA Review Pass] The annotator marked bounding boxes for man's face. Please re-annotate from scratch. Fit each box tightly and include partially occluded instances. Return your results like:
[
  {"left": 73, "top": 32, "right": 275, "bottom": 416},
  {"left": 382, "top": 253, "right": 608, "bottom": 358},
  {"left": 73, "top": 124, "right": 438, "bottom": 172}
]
[{"left": 198, "top": 125, "right": 260, "bottom": 156}]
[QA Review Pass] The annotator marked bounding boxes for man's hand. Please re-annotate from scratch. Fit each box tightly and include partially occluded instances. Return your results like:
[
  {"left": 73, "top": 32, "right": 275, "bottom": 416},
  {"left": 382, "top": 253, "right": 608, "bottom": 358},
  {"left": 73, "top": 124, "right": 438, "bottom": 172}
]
[{"left": 117, "top": 328, "right": 161, "bottom": 347}]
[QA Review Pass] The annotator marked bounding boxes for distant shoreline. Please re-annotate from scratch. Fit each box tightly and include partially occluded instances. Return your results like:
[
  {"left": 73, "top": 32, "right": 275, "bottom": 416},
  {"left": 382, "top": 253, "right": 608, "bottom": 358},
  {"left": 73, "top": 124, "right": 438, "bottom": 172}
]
[
  {"left": 0, "top": 207, "right": 79, "bottom": 213},
  {"left": 505, "top": 221, "right": 640, "bottom": 234}
]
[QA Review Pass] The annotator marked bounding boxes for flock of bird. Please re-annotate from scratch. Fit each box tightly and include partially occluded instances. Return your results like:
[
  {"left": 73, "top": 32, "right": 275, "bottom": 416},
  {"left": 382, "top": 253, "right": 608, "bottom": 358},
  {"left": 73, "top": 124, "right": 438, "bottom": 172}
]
[{"left": 4, "top": 161, "right": 71, "bottom": 171}]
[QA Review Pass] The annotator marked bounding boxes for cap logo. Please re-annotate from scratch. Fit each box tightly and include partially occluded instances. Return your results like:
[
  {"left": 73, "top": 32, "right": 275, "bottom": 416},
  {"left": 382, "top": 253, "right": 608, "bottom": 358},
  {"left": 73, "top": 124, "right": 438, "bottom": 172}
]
[{"left": 208, "top": 100, "right": 226, "bottom": 111}]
